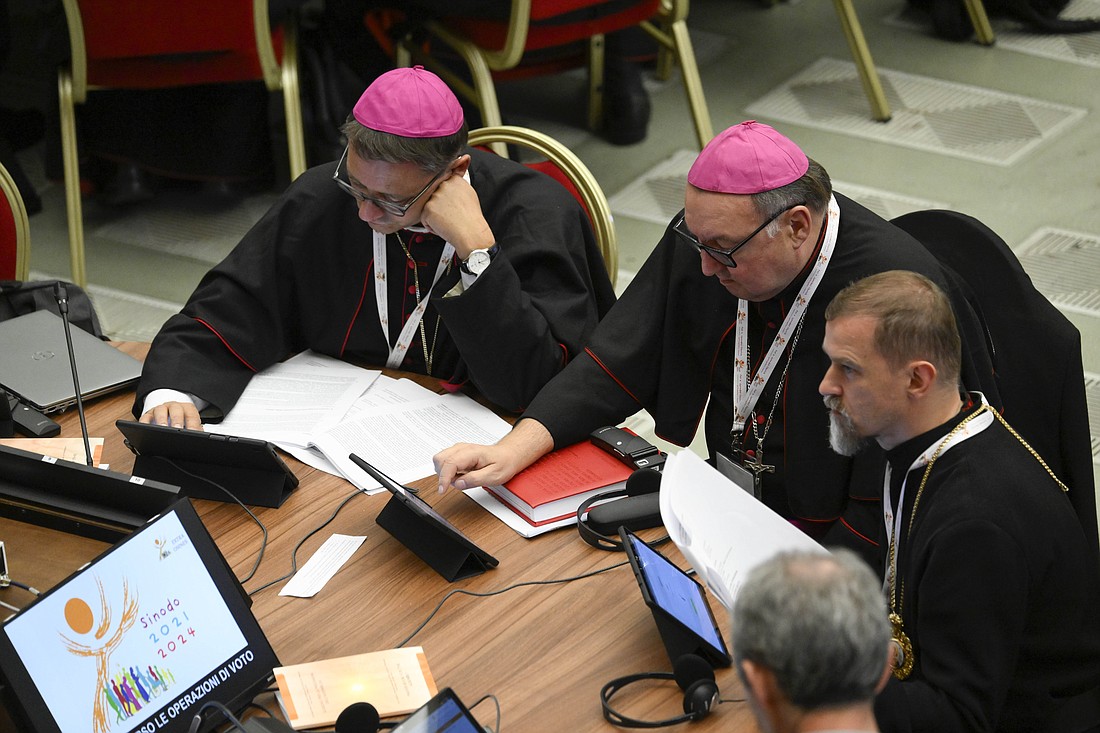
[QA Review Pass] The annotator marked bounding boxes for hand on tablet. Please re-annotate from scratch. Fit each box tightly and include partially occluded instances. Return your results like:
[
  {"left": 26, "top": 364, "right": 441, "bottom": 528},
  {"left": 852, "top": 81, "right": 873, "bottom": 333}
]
[{"left": 140, "top": 401, "right": 204, "bottom": 431}]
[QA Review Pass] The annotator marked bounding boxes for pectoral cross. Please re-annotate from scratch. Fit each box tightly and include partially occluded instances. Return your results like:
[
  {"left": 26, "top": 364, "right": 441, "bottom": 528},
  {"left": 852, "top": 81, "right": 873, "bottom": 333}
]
[{"left": 739, "top": 447, "right": 773, "bottom": 500}]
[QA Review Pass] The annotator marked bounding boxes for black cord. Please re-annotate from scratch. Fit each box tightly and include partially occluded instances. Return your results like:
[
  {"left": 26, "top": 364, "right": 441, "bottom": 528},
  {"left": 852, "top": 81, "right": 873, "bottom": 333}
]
[
  {"left": 395, "top": 560, "right": 630, "bottom": 648},
  {"left": 247, "top": 488, "right": 365, "bottom": 596},
  {"left": 158, "top": 457, "right": 268, "bottom": 584},
  {"left": 189, "top": 700, "right": 248, "bottom": 733},
  {"left": 0, "top": 578, "right": 40, "bottom": 596},
  {"left": 469, "top": 693, "right": 502, "bottom": 733}
]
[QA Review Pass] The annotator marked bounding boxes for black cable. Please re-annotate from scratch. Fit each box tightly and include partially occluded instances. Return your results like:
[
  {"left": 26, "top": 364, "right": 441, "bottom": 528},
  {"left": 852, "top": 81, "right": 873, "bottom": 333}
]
[
  {"left": 395, "top": 560, "right": 630, "bottom": 648},
  {"left": 0, "top": 578, "right": 40, "bottom": 596},
  {"left": 247, "top": 488, "right": 365, "bottom": 596},
  {"left": 469, "top": 693, "right": 502, "bottom": 733},
  {"left": 158, "top": 456, "right": 268, "bottom": 584},
  {"left": 188, "top": 700, "right": 248, "bottom": 733}
]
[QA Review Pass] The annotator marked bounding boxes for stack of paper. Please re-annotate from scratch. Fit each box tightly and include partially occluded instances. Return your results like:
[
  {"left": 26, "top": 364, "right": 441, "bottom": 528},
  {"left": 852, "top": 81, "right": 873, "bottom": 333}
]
[
  {"left": 206, "top": 351, "right": 511, "bottom": 494},
  {"left": 659, "top": 450, "right": 826, "bottom": 610}
]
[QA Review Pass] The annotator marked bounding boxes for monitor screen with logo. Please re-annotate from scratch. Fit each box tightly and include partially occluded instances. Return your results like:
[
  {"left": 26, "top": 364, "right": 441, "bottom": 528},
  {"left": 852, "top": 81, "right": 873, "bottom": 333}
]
[{"left": 0, "top": 499, "right": 279, "bottom": 733}]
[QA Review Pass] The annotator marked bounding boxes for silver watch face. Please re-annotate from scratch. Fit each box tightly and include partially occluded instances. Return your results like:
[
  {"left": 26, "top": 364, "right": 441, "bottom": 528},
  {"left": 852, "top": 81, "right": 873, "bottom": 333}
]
[{"left": 464, "top": 249, "right": 492, "bottom": 274}]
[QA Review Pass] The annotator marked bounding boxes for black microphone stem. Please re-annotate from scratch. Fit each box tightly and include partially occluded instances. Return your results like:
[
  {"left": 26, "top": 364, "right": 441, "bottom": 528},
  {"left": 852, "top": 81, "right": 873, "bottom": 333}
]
[{"left": 54, "top": 283, "right": 94, "bottom": 467}]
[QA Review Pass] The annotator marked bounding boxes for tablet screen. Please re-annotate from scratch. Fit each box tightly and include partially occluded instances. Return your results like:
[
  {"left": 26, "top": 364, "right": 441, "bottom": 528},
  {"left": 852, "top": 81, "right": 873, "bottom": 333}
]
[
  {"left": 622, "top": 530, "right": 730, "bottom": 666},
  {"left": 392, "top": 688, "right": 482, "bottom": 733}
]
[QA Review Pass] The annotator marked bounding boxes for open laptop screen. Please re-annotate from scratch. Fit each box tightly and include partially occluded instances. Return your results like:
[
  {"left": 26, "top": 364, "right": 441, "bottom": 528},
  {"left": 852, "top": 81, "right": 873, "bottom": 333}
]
[{"left": 0, "top": 499, "right": 279, "bottom": 733}]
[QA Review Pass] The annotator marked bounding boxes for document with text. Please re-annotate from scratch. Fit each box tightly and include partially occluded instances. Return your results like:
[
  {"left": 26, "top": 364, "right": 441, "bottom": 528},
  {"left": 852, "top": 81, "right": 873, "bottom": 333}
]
[{"left": 659, "top": 450, "right": 826, "bottom": 611}]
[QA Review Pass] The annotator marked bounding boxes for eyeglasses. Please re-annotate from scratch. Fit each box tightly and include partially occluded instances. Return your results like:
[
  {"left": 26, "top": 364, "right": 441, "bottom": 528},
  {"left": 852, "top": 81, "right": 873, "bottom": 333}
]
[
  {"left": 673, "top": 202, "right": 804, "bottom": 268},
  {"left": 332, "top": 146, "right": 447, "bottom": 217}
]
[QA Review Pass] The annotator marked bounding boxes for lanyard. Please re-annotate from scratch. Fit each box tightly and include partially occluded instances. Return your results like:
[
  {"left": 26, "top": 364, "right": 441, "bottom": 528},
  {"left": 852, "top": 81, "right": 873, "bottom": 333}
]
[
  {"left": 882, "top": 396, "right": 994, "bottom": 591},
  {"left": 732, "top": 194, "right": 841, "bottom": 429},
  {"left": 372, "top": 229, "right": 454, "bottom": 369}
]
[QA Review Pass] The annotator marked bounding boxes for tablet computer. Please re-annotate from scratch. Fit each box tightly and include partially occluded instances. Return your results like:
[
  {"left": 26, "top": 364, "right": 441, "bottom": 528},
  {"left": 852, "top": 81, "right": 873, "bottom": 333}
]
[
  {"left": 391, "top": 688, "right": 484, "bottom": 733},
  {"left": 619, "top": 528, "right": 731, "bottom": 668},
  {"left": 0, "top": 498, "right": 280, "bottom": 733},
  {"left": 116, "top": 420, "right": 298, "bottom": 508},
  {"left": 350, "top": 453, "right": 498, "bottom": 579}
]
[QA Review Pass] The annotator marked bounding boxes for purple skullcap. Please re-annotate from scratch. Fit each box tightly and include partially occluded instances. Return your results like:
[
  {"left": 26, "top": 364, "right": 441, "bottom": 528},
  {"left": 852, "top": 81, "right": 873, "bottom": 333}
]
[
  {"left": 687, "top": 120, "right": 809, "bottom": 194},
  {"left": 352, "top": 66, "right": 464, "bottom": 138}
]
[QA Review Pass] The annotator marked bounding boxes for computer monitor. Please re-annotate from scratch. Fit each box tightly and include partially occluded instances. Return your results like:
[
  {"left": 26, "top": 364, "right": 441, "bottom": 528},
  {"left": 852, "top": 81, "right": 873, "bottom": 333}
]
[
  {"left": 0, "top": 499, "right": 280, "bottom": 733},
  {"left": 619, "top": 528, "right": 731, "bottom": 668}
]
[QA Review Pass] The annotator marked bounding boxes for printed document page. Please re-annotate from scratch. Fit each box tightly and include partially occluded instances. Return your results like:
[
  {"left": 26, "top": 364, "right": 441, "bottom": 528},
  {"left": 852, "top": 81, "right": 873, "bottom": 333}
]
[
  {"left": 206, "top": 351, "right": 378, "bottom": 445},
  {"left": 659, "top": 450, "right": 826, "bottom": 610},
  {"left": 310, "top": 393, "right": 511, "bottom": 493}
]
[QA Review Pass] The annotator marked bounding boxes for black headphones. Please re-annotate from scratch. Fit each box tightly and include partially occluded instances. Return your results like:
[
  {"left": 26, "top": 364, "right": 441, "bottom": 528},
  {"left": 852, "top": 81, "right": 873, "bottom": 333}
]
[
  {"left": 600, "top": 654, "right": 720, "bottom": 728},
  {"left": 576, "top": 468, "right": 664, "bottom": 551}
]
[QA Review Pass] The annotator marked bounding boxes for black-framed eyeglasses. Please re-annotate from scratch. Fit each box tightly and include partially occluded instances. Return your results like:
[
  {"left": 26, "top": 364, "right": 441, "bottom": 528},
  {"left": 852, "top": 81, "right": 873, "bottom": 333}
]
[
  {"left": 673, "top": 202, "right": 804, "bottom": 268},
  {"left": 332, "top": 146, "right": 447, "bottom": 217}
]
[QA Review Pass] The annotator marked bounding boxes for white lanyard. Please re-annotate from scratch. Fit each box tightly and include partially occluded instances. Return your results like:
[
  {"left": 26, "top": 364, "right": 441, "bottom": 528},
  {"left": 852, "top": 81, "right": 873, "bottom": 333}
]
[
  {"left": 733, "top": 194, "right": 841, "bottom": 429},
  {"left": 372, "top": 229, "right": 454, "bottom": 369},
  {"left": 881, "top": 396, "right": 994, "bottom": 591}
]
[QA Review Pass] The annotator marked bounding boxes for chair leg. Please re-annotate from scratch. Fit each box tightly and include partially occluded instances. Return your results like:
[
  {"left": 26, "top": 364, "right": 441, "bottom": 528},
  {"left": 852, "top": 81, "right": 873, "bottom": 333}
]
[
  {"left": 832, "top": 0, "right": 891, "bottom": 122},
  {"left": 58, "top": 68, "right": 87, "bottom": 288},
  {"left": 668, "top": 19, "right": 713, "bottom": 147},
  {"left": 963, "top": 0, "right": 996, "bottom": 45},
  {"left": 587, "top": 34, "right": 606, "bottom": 133},
  {"left": 281, "top": 19, "right": 308, "bottom": 179}
]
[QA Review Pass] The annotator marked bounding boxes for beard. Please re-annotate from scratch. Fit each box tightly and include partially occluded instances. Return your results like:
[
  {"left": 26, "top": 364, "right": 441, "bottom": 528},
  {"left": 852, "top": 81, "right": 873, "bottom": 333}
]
[{"left": 824, "top": 395, "right": 867, "bottom": 457}]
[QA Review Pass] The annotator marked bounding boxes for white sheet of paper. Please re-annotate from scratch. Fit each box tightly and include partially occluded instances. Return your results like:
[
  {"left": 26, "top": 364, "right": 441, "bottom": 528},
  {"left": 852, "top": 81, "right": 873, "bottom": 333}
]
[
  {"left": 659, "top": 450, "right": 827, "bottom": 610},
  {"left": 310, "top": 393, "right": 511, "bottom": 494},
  {"left": 207, "top": 351, "right": 379, "bottom": 445},
  {"left": 279, "top": 533, "right": 367, "bottom": 598}
]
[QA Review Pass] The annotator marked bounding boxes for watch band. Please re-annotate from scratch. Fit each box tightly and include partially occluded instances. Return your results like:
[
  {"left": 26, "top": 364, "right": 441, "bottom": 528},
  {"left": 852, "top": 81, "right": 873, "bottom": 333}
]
[{"left": 460, "top": 243, "right": 500, "bottom": 275}]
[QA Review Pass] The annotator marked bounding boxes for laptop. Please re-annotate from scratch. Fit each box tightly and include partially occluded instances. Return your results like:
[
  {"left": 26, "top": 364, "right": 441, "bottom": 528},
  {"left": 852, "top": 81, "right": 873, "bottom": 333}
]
[
  {"left": 0, "top": 498, "right": 281, "bottom": 733},
  {"left": 0, "top": 310, "right": 143, "bottom": 413}
]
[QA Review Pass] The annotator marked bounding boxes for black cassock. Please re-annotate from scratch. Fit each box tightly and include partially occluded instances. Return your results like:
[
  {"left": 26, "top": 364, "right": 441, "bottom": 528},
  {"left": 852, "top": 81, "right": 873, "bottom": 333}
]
[
  {"left": 874, "top": 404, "right": 1100, "bottom": 732},
  {"left": 524, "top": 193, "right": 1000, "bottom": 563},
  {"left": 134, "top": 148, "right": 616, "bottom": 418}
]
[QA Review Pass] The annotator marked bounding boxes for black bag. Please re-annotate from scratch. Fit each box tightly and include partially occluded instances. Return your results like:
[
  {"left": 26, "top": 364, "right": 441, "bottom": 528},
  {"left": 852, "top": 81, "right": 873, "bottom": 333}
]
[
  {"left": 911, "top": 0, "right": 1100, "bottom": 40},
  {"left": 0, "top": 280, "right": 106, "bottom": 339}
]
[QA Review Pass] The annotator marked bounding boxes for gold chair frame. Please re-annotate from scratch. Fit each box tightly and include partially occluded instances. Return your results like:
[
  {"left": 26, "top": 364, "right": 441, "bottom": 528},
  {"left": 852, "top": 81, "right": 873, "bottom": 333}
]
[
  {"left": 57, "top": 0, "right": 308, "bottom": 287},
  {"left": 468, "top": 125, "right": 617, "bottom": 287},
  {"left": 398, "top": 0, "right": 714, "bottom": 151},
  {"left": 0, "top": 161, "right": 31, "bottom": 281},
  {"left": 834, "top": 0, "right": 994, "bottom": 122}
]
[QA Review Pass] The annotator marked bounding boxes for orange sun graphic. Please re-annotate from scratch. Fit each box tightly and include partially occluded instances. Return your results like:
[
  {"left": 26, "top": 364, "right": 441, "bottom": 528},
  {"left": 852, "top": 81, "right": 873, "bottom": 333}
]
[{"left": 64, "top": 597, "right": 94, "bottom": 635}]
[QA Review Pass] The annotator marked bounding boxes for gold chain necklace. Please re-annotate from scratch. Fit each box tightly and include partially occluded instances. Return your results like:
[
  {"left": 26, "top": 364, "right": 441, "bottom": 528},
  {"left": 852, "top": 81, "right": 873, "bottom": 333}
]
[
  {"left": 395, "top": 231, "right": 441, "bottom": 375},
  {"left": 886, "top": 403, "right": 1068, "bottom": 680}
]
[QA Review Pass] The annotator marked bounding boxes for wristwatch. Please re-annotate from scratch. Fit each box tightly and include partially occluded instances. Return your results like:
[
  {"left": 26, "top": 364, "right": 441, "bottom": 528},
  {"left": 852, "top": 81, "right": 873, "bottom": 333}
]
[{"left": 460, "top": 243, "right": 500, "bottom": 276}]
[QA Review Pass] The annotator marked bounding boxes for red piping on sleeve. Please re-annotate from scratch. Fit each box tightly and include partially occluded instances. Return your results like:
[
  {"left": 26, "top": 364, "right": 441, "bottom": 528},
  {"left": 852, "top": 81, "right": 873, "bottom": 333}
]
[
  {"left": 585, "top": 347, "right": 642, "bottom": 404},
  {"left": 838, "top": 516, "right": 879, "bottom": 547},
  {"left": 340, "top": 257, "right": 375, "bottom": 356},
  {"left": 194, "top": 318, "right": 258, "bottom": 373}
]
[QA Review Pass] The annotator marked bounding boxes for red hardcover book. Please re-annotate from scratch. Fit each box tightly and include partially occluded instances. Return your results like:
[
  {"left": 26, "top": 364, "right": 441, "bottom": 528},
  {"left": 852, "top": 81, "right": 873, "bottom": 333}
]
[{"left": 487, "top": 438, "right": 633, "bottom": 524}]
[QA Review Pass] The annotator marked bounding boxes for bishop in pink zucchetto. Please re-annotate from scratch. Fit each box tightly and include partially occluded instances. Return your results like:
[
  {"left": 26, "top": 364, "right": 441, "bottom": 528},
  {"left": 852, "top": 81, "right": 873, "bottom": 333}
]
[
  {"left": 687, "top": 120, "right": 809, "bottom": 195},
  {"left": 352, "top": 65, "right": 464, "bottom": 138}
]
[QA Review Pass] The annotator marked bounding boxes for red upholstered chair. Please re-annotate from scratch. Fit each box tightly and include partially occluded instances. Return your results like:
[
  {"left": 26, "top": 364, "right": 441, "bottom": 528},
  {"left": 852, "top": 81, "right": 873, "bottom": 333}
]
[
  {"left": 0, "top": 161, "right": 31, "bottom": 281},
  {"left": 57, "top": 0, "right": 307, "bottom": 287},
  {"left": 468, "top": 125, "right": 617, "bottom": 287},
  {"left": 392, "top": 0, "right": 714, "bottom": 150}
]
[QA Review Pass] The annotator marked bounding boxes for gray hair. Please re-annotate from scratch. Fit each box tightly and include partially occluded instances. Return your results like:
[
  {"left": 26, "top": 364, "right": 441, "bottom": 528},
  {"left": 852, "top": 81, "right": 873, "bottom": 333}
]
[
  {"left": 753, "top": 158, "right": 832, "bottom": 236},
  {"left": 731, "top": 548, "right": 890, "bottom": 709},
  {"left": 339, "top": 118, "right": 468, "bottom": 175}
]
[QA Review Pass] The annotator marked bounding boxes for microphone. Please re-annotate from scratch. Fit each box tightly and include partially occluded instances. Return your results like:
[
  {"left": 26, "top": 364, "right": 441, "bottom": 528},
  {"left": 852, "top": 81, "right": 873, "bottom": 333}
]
[
  {"left": 1, "top": 280, "right": 93, "bottom": 465},
  {"left": 335, "top": 702, "right": 397, "bottom": 732}
]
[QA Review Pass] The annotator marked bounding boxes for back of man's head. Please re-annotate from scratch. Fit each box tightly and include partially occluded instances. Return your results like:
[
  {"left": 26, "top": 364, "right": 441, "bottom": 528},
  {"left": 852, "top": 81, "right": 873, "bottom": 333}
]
[
  {"left": 340, "top": 65, "right": 468, "bottom": 174},
  {"left": 731, "top": 548, "right": 890, "bottom": 710}
]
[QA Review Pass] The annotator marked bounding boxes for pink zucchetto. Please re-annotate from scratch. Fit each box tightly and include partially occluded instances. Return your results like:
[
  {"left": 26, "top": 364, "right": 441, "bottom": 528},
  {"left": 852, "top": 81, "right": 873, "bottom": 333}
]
[
  {"left": 352, "top": 66, "right": 464, "bottom": 138},
  {"left": 687, "top": 120, "right": 809, "bottom": 194}
]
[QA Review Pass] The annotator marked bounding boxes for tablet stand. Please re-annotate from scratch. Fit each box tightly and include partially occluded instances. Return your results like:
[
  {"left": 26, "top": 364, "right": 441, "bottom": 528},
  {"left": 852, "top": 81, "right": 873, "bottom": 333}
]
[
  {"left": 133, "top": 454, "right": 294, "bottom": 508},
  {"left": 376, "top": 494, "right": 493, "bottom": 582}
]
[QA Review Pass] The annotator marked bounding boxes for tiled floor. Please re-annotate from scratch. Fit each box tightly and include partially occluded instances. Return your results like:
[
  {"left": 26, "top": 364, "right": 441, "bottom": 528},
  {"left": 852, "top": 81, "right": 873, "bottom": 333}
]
[{"left": 5, "top": 0, "right": 1100, "bottom": 482}]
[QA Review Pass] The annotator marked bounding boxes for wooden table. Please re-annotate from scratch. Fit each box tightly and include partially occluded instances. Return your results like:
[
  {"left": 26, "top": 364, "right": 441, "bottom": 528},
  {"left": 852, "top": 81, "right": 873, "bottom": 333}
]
[{"left": 0, "top": 349, "right": 759, "bottom": 732}]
